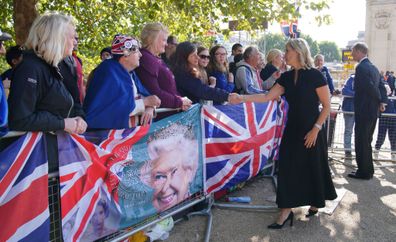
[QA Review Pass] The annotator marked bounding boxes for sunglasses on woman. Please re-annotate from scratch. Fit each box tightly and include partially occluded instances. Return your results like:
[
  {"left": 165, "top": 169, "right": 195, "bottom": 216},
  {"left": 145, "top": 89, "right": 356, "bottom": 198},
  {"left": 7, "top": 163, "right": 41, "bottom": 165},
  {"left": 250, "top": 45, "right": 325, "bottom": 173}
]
[{"left": 199, "top": 54, "right": 210, "bottom": 60}]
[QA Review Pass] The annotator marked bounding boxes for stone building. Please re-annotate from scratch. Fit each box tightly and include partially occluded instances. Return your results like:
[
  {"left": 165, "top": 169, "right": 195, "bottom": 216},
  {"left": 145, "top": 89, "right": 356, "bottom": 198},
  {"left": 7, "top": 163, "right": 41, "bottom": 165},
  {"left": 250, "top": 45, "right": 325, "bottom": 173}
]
[{"left": 366, "top": 0, "right": 396, "bottom": 72}]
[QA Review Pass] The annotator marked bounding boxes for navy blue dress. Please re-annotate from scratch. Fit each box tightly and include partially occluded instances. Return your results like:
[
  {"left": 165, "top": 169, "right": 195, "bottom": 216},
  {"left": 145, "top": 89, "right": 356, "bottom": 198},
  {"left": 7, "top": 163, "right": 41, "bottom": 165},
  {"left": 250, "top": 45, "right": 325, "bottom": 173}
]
[{"left": 276, "top": 68, "right": 337, "bottom": 208}]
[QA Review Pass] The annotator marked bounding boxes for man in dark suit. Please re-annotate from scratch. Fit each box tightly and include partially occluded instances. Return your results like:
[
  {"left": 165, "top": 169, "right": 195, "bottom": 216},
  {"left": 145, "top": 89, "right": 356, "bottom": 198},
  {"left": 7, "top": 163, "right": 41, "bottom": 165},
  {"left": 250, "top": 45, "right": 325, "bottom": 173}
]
[{"left": 348, "top": 42, "right": 387, "bottom": 180}]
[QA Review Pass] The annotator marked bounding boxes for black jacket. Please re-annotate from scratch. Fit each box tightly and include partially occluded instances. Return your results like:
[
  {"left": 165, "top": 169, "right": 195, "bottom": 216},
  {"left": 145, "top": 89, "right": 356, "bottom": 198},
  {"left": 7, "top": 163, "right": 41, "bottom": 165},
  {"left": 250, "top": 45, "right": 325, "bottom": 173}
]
[
  {"left": 8, "top": 51, "right": 75, "bottom": 131},
  {"left": 174, "top": 69, "right": 229, "bottom": 104},
  {"left": 354, "top": 58, "right": 388, "bottom": 119},
  {"left": 59, "top": 56, "right": 85, "bottom": 118}
]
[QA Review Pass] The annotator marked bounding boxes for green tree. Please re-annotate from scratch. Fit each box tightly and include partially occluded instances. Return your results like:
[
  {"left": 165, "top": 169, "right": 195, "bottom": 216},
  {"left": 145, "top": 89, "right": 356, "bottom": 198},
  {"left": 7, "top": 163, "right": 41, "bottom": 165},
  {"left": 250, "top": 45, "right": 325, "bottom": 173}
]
[
  {"left": 256, "top": 33, "right": 287, "bottom": 54},
  {"left": 300, "top": 33, "right": 319, "bottom": 57},
  {"left": 0, "top": 0, "right": 331, "bottom": 74},
  {"left": 318, "top": 41, "right": 341, "bottom": 62}
]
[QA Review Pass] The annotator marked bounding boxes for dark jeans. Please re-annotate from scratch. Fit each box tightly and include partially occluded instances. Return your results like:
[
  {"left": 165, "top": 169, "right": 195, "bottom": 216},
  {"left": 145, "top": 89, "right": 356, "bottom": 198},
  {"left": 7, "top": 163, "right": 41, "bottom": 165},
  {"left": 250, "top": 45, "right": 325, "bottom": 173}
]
[{"left": 375, "top": 116, "right": 396, "bottom": 151}]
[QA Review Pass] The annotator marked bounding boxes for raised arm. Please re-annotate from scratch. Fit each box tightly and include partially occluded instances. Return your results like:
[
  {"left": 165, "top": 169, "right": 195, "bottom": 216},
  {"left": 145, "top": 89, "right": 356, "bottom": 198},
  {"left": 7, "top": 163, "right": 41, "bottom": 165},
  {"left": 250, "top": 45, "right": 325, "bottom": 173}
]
[{"left": 242, "top": 83, "right": 284, "bottom": 103}]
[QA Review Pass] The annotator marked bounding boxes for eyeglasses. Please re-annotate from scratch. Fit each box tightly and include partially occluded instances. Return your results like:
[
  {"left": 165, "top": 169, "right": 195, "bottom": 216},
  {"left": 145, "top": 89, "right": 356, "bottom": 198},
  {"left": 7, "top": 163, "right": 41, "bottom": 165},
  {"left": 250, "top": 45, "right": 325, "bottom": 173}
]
[
  {"left": 124, "top": 45, "right": 140, "bottom": 56},
  {"left": 215, "top": 52, "right": 227, "bottom": 56},
  {"left": 199, "top": 54, "right": 210, "bottom": 60}
]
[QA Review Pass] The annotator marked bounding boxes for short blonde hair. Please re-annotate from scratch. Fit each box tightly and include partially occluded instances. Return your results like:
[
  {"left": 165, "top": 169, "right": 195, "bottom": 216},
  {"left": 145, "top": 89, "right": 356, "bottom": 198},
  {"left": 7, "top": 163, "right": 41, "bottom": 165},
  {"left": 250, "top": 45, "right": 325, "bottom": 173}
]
[
  {"left": 286, "top": 38, "right": 314, "bottom": 69},
  {"left": 140, "top": 22, "right": 169, "bottom": 49},
  {"left": 25, "top": 12, "right": 75, "bottom": 66},
  {"left": 266, "top": 49, "right": 282, "bottom": 64}
]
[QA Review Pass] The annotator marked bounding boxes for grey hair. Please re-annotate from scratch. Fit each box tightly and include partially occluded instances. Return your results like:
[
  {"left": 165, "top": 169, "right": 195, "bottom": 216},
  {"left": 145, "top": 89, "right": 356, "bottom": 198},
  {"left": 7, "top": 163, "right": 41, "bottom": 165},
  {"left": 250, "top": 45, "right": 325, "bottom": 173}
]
[
  {"left": 25, "top": 12, "right": 75, "bottom": 66},
  {"left": 352, "top": 42, "right": 369, "bottom": 55},
  {"left": 243, "top": 46, "right": 259, "bottom": 61},
  {"left": 286, "top": 38, "right": 314, "bottom": 69},
  {"left": 142, "top": 123, "right": 198, "bottom": 177},
  {"left": 314, "top": 54, "right": 324, "bottom": 61}
]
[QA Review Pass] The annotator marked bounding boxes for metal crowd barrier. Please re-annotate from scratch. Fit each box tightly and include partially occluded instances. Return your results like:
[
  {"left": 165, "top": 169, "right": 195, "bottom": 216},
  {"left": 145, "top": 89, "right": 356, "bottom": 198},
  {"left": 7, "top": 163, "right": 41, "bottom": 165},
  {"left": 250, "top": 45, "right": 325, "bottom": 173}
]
[
  {"left": 0, "top": 131, "right": 209, "bottom": 242},
  {"left": 327, "top": 95, "right": 396, "bottom": 163}
]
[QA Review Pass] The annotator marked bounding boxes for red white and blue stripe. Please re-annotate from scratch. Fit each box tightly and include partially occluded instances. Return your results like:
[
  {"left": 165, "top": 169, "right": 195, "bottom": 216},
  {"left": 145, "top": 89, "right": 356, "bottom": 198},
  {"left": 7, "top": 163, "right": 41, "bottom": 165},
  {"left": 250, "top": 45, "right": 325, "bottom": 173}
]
[
  {"left": 58, "top": 127, "right": 149, "bottom": 242},
  {"left": 0, "top": 132, "right": 49, "bottom": 242},
  {"left": 203, "top": 101, "right": 288, "bottom": 194}
]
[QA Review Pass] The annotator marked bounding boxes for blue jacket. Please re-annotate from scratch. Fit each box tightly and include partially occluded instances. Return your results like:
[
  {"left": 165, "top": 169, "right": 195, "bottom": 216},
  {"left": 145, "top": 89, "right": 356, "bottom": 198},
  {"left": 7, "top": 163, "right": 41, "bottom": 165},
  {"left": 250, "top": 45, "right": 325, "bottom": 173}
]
[
  {"left": 208, "top": 70, "right": 235, "bottom": 93},
  {"left": 342, "top": 75, "right": 354, "bottom": 112},
  {"left": 0, "top": 77, "right": 8, "bottom": 136},
  {"left": 84, "top": 59, "right": 149, "bottom": 129},
  {"left": 319, "top": 66, "right": 335, "bottom": 93},
  {"left": 383, "top": 98, "right": 396, "bottom": 114},
  {"left": 174, "top": 69, "right": 229, "bottom": 104}
]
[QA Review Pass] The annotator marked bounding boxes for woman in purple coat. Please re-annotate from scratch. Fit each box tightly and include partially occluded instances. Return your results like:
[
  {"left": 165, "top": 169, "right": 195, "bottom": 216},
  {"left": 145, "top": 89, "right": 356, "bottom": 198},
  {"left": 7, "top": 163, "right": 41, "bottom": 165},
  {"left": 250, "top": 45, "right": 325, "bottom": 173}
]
[{"left": 135, "top": 23, "right": 192, "bottom": 119}]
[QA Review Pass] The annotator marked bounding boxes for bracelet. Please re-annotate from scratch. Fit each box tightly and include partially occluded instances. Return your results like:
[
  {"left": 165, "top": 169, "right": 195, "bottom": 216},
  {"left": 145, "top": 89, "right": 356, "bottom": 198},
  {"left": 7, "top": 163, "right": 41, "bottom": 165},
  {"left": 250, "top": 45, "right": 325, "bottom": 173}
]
[{"left": 314, "top": 123, "right": 322, "bottom": 130}]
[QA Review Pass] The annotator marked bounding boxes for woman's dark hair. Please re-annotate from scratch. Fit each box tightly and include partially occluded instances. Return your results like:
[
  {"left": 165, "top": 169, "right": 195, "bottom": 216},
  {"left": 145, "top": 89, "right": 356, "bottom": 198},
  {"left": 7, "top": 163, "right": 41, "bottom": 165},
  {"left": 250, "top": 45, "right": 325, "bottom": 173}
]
[{"left": 172, "top": 41, "right": 197, "bottom": 76}]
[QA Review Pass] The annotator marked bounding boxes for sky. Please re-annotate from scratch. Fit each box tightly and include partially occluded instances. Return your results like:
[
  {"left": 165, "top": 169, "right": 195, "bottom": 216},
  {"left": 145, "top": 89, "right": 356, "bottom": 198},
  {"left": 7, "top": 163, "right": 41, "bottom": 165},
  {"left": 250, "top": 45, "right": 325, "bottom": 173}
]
[{"left": 268, "top": 0, "right": 366, "bottom": 48}]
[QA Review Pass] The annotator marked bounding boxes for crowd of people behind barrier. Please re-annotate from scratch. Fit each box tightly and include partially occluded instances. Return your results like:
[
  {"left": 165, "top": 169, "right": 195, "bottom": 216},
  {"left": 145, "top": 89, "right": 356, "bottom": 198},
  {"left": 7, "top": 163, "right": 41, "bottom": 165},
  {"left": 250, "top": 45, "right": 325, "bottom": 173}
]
[{"left": 0, "top": 11, "right": 395, "bottom": 239}]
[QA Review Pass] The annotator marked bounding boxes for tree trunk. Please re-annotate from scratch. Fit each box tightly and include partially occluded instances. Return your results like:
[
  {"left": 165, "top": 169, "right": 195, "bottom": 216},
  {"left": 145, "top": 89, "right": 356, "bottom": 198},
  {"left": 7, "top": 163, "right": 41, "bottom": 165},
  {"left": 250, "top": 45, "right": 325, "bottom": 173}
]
[{"left": 13, "top": 0, "right": 39, "bottom": 45}]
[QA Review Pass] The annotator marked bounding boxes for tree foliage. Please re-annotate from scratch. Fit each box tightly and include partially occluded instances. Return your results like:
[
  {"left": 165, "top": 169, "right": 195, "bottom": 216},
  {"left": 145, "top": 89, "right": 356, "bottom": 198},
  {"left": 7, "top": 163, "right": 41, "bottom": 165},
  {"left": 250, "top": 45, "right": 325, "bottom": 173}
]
[
  {"left": 318, "top": 41, "right": 341, "bottom": 62},
  {"left": 0, "top": 0, "right": 331, "bottom": 74},
  {"left": 256, "top": 33, "right": 287, "bottom": 54},
  {"left": 256, "top": 33, "right": 320, "bottom": 58}
]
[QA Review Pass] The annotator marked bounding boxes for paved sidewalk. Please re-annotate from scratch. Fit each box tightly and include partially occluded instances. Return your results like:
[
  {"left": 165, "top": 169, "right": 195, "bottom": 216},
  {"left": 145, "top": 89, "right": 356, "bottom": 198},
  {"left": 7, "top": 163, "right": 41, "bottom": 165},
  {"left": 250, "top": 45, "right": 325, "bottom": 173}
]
[{"left": 167, "top": 157, "right": 396, "bottom": 242}]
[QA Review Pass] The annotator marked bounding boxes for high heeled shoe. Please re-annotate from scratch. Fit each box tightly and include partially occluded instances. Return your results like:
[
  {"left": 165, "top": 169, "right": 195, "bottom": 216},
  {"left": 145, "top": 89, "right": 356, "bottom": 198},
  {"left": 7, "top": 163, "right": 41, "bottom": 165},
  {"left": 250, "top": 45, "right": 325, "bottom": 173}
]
[
  {"left": 305, "top": 209, "right": 318, "bottom": 218},
  {"left": 267, "top": 211, "right": 294, "bottom": 229}
]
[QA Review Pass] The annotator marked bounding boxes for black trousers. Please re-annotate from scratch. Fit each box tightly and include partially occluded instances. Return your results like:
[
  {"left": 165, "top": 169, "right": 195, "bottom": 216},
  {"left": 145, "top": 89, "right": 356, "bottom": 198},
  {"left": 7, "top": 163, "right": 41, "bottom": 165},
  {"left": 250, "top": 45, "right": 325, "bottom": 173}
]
[{"left": 354, "top": 114, "right": 377, "bottom": 177}]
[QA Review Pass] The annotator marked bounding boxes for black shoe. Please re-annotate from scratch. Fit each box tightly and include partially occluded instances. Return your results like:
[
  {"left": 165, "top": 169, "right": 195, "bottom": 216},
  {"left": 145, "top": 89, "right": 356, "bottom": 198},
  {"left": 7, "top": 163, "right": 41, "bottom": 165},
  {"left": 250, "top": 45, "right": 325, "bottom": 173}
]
[
  {"left": 305, "top": 209, "right": 318, "bottom": 217},
  {"left": 347, "top": 173, "right": 372, "bottom": 180},
  {"left": 268, "top": 211, "right": 294, "bottom": 229}
]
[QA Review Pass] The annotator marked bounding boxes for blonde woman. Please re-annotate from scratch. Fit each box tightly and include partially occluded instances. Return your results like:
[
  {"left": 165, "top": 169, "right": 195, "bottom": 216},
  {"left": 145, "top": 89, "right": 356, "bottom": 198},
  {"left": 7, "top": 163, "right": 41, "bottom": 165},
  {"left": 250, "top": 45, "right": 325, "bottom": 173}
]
[
  {"left": 260, "top": 49, "right": 284, "bottom": 90},
  {"left": 244, "top": 38, "right": 337, "bottom": 229},
  {"left": 135, "top": 22, "right": 192, "bottom": 119},
  {"left": 8, "top": 12, "right": 87, "bottom": 172}
]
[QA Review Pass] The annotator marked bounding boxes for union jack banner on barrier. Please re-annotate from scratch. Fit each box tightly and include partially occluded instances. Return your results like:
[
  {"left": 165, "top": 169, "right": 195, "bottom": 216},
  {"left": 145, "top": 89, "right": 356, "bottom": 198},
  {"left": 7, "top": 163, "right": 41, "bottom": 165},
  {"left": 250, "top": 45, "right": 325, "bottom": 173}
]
[
  {"left": 0, "top": 132, "right": 49, "bottom": 242},
  {"left": 0, "top": 102, "right": 286, "bottom": 241},
  {"left": 203, "top": 100, "right": 288, "bottom": 194},
  {"left": 58, "top": 127, "right": 150, "bottom": 242}
]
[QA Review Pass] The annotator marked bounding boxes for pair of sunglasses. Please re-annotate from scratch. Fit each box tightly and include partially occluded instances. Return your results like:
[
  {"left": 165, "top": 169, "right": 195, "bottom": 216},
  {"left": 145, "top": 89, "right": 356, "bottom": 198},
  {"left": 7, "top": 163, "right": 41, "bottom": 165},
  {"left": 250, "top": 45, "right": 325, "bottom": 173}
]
[{"left": 199, "top": 54, "right": 210, "bottom": 60}]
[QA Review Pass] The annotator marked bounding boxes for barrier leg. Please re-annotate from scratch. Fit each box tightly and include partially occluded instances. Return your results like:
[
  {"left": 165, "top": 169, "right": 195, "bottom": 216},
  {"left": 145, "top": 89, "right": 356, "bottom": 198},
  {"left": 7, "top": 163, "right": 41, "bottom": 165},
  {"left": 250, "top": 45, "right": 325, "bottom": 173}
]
[
  {"left": 213, "top": 163, "right": 279, "bottom": 212},
  {"left": 177, "top": 195, "right": 214, "bottom": 242}
]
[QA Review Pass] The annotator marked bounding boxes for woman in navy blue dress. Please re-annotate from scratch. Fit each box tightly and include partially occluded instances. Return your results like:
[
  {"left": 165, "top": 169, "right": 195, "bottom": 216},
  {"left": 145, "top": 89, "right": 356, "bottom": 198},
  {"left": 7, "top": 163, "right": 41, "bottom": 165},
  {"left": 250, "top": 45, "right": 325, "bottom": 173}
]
[{"left": 244, "top": 38, "right": 337, "bottom": 229}]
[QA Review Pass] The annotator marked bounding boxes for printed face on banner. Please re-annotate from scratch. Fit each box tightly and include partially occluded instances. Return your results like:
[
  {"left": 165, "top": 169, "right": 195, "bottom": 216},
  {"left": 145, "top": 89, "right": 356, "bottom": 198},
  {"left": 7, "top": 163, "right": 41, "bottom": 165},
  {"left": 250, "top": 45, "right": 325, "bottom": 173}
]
[
  {"left": 58, "top": 105, "right": 203, "bottom": 241},
  {"left": 81, "top": 198, "right": 117, "bottom": 241},
  {"left": 117, "top": 110, "right": 203, "bottom": 226},
  {"left": 119, "top": 123, "right": 199, "bottom": 214},
  {"left": 142, "top": 133, "right": 198, "bottom": 211}
]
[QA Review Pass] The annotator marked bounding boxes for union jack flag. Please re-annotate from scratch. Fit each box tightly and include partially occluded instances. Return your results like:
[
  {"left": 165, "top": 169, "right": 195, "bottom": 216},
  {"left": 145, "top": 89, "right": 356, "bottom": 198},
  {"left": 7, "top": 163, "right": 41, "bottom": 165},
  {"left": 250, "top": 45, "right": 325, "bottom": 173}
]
[
  {"left": 58, "top": 127, "right": 149, "bottom": 242},
  {"left": 203, "top": 100, "right": 288, "bottom": 194},
  {"left": 0, "top": 132, "right": 49, "bottom": 242}
]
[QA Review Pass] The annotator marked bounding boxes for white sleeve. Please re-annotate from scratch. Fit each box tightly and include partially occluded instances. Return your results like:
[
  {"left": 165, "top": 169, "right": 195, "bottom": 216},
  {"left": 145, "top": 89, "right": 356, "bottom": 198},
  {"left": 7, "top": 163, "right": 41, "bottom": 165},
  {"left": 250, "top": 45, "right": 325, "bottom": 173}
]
[{"left": 130, "top": 99, "right": 145, "bottom": 116}]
